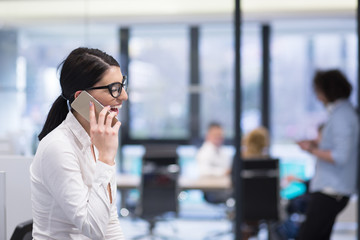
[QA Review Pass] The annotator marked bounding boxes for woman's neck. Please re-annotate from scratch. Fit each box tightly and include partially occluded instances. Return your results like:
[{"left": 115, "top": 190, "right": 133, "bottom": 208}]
[{"left": 72, "top": 110, "right": 91, "bottom": 135}]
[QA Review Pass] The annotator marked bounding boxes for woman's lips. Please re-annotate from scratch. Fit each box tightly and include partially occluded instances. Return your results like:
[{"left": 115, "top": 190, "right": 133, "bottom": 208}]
[{"left": 110, "top": 107, "right": 119, "bottom": 115}]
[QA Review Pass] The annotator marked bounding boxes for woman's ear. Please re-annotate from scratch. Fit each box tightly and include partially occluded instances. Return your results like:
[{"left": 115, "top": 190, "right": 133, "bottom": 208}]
[{"left": 74, "top": 90, "right": 82, "bottom": 99}]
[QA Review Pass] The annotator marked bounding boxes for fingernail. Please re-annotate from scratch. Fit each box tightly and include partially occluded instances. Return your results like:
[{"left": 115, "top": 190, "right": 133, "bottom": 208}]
[{"left": 89, "top": 102, "right": 93, "bottom": 106}]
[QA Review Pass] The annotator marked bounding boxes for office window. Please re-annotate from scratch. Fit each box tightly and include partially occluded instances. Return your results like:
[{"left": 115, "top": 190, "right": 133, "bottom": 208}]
[
  {"left": 20, "top": 25, "right": 119, "bottom": 118},
  {"left": 0, "top": 25, "right": 119, "bottom": 154},
  {"left": 272, "top": 30, "right": 357, "bottom": 143},
  {"left": 128, "top": 26, "right": 189, "bottom": 140},
  {"left": 271, "top": 33, "right": 319, "bottom": 143},
  {"left": 199, "top": 24, "right": 233, "bottom": 138},
  {"left": 345, "top": 33, "right": 358, "bottom": 105},
  {"left": 241, "top": 26, "right": 262, "bottom": 134},
  {"left": 313, "top": 34, "right": 343, "bottom": 69},
  {"left": 199, "top": 24, "right": 261, "bottom": 139}
]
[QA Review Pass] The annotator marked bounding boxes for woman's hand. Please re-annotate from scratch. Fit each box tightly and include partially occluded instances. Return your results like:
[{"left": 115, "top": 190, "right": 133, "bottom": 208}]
[{"left": 89, "top": 102, "right": 121, "bottom": 166}]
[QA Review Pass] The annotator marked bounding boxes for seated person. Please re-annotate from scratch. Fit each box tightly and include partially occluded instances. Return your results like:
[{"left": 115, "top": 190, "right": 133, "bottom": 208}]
[
  {"left": 231, "top": 126, "right": 270, "bottom": 185},
  {"left": 196, "top": 122, "right": 232, "bottom": 203},
  {"left": 241, "top": 126, "right": 269, "bottom": 159}
]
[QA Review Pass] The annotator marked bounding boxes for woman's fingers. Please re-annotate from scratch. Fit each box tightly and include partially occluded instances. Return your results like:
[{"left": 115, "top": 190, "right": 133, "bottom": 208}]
[
  {"left": 113, "top": 120, "right": 121, "bottom": 131},
  {"left": 98, "top": 106, "right": 110, "bottom": 126},
  {"left": 105, "top": 111, "right": 116, "bottom": 129}
]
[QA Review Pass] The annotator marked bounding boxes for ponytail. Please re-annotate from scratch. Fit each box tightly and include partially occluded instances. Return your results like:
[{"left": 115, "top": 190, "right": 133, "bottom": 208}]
[{"left": 38, "top": 96, "right": 69, "bottom": 141}]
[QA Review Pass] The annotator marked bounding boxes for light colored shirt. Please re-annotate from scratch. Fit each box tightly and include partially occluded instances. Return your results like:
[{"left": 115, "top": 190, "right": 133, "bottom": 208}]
[
  {"left": 310, "top": 99, "right": 359, "bottom": 196},
  {"left": 30, "top": 112, "right": 124, "bottom": 240},
  {"left": 196, "top": 141, "right": 232, "bottom": 177}
]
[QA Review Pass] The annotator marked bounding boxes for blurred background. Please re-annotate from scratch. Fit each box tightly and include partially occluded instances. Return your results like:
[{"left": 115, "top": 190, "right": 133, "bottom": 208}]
[
  {"left": 0, "top": 0, "right": 356, "bottom": 186},
  {"left": 0, "top": 0, "right": 358, "bottom": 239}
]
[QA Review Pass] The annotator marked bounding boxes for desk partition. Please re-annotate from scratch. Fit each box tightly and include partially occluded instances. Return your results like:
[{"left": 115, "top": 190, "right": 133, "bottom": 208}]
[
  {"left": 0, "top": 171, "right": 6, "bottom": 240},
  {"left": 0, "top": 155, "right": 32, "bottom": 240}
]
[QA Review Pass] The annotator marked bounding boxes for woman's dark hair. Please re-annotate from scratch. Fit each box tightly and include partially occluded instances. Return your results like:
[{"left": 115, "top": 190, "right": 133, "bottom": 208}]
[
  {"left": 313, "top": 69, "right": 352, "bottom": 103},
  {"left": 38, "top": 47, "right": 120, "bottom": 140}
]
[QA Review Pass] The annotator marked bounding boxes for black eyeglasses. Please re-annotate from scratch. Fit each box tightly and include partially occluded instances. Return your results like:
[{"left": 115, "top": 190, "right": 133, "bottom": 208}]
[{"left": 86, "top": 75, "right": 127, "bottom": 98}]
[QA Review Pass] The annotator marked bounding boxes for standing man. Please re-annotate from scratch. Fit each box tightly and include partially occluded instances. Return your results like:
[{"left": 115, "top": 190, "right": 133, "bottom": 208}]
[{"left": 297, "top": 69, "right": 359, "bottom": 240}]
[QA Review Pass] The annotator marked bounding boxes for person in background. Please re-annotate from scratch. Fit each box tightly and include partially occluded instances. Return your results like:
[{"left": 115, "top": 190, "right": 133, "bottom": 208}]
[
  {"left": 242, "top": 126, "right": 270, "bottom": 159},
  {"left": 196, "top": 122, "right": 232, "bottom": 203},
  {"left": 31, "top": 47, "right": 128, "bottom": 239},
  {"left": 240, "top": 126, "right": 270, "bottom": 240},
  {"left": 275, "top": 123, "right": 324, "bottom": 240},
  {"left": 297, "top": 69, "right": 359, "bottom": 240}
]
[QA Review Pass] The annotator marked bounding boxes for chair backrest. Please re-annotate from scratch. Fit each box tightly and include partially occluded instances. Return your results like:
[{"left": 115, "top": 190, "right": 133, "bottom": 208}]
[
  {"left": 137, "top": 145, "right": 180, "bottom": 220},
  {"left": 241, "top": 158, "right": 280, "bottom": 221},
  {"left": 10, "top": 219, "right": 33, "bottom": 240}
]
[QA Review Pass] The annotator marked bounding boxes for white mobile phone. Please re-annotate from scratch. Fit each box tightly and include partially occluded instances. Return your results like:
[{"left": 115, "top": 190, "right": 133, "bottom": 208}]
[{"left": 71, "top": 91, "right": 118, "bottom": 127}]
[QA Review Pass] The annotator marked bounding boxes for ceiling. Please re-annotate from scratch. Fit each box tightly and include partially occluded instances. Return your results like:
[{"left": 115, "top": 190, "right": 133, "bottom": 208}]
[{"left": 0, "top": 0, "right": 356, "bottom": 26}]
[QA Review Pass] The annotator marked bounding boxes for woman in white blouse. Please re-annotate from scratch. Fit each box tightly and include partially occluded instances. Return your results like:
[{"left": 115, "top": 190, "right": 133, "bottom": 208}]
[{"left": 31, "top": 47, "right": 128, "bottom": 239}]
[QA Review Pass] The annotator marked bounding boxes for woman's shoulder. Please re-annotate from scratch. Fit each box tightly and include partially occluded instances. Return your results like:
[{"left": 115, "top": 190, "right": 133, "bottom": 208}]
[
  {"left": 32, "top": 126, "right": 80, "bottom": 177},
  {"left": 36, "top": 124, "right": 78, "bottom": 156},
  {"left": 43, "top": 122, "right": 74, "bottom": 141}
]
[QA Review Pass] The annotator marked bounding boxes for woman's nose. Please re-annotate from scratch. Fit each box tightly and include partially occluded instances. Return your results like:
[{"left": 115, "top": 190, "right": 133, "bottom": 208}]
[{"left": 120, "top": 89, "right": 128, "bottom": 100}]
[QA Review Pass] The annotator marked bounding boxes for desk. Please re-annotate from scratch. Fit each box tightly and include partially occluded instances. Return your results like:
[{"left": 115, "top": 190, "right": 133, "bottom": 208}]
[
  {"left": 116, "top": 174, "right": 232, "bottom": 209},
  {"left": 179, "top": 176, "right": 231, "bottom": 191},
  {"left": 116, "top": 174, "right": 232, "bottom": 191},
  {"left": 116, "top": 174, "right": 140, "bottom": 190}
]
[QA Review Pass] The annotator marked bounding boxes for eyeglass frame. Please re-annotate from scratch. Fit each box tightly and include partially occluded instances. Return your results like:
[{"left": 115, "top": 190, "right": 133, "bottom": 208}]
[{"left": 85, "top": 75, "right": 127, "bottom": 98}]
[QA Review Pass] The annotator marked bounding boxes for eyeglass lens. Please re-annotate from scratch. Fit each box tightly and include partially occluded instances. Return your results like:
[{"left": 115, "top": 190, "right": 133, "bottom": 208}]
[
  {"left": 110, "top": 83, "right": 122, "bottom": 97},
  {"left": 110, "top": 77, "right": 126, "bottom": 98}
]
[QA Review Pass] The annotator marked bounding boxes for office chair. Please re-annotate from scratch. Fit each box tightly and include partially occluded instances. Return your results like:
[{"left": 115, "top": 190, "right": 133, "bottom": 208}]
[
  {"left": 205, "top": 158, "right": 280, "bottom": 240},
  {"left": 241, "top": 159, "right": 280, "bottom": 221},
  {"left": 10, "top": 219, "right": 33, "bottom": 240},
  {"left": 133, "top": 145, "right": 180, "bottom": 240},
  {"left": 240, "top": 158, "right": 280, "bottom": 240}
]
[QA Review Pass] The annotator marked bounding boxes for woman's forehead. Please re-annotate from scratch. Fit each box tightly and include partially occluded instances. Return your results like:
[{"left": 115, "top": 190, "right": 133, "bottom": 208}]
[{"left": 99, "top": 66, "right": 122, "bottom": 85}]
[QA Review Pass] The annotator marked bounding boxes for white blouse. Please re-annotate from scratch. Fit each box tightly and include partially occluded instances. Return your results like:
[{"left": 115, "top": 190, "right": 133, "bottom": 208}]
[{"left": 30, "top": 112, "right": 124, "bottom": 240}]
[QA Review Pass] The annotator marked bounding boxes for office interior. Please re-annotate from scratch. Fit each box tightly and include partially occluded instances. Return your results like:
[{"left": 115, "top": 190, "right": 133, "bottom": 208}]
[{"left": 0, "top": 0, "right": 358, "bottom": 239}]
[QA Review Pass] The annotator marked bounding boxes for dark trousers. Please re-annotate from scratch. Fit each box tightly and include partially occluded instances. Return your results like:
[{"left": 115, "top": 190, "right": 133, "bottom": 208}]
[{"left": 297, "top": 192, "right": 349, "bottom": 240}]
